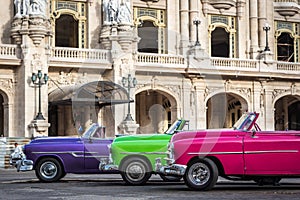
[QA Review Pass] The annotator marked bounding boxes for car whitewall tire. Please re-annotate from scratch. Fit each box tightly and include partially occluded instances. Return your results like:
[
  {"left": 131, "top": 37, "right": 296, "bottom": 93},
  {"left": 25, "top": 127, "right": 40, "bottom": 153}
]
[{"left": 184, "top": 158, "right": 218, "bottom": 191}]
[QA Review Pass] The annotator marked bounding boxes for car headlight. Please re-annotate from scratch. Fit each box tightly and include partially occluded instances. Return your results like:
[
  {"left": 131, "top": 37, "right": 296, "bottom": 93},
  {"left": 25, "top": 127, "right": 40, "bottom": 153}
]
[
  {"left": 107, "top": 144, "right": 113, "bottom": 163},
  {"left": 166, "top": 142, "right": 175, "bottom": 165}
]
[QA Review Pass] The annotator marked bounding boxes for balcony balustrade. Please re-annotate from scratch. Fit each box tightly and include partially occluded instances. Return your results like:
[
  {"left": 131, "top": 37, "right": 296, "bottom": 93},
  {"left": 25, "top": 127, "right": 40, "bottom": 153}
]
[{"left": 0, "top": 44, "right": 300, "bottom": 79}]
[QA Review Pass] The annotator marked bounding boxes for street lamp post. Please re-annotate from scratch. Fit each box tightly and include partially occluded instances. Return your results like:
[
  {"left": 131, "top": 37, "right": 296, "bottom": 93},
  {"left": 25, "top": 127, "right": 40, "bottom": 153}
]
[
  {"left": 31, "top": 70, "right": 48, "bottom": 120},
  {"left": 122, "top": 74, "right": 137, "bottom": 121},
  {"left": 263, "top": 23, "right": 271, "bottom": 52},
  {"left": 193, "top": 18, "right": 201, "bottom": 46}
]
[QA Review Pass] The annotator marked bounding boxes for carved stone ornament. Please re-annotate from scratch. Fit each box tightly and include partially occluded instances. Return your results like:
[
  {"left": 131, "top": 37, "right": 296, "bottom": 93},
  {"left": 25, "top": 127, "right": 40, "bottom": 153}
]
[
  {"left": 209, "top": 0, "right": 236, "bottom": 11},
  {"left": 274, "top": 2, "right": 300, "bottom": 17},
  {"left": 0, "top": 79, "right": 14, "bottom": 95}
]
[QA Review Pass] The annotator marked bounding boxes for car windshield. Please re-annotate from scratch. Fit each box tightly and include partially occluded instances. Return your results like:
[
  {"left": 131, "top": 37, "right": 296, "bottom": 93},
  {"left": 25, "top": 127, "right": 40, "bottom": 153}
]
[
  {"left": 165, "top": 120, "right": 182, "bottom": 134},
  {"left": 233, "top": 113, "right": 257, "bottom": 131},
  {"left": 81, "top": 124, "right": 99, "bottom": 139}
]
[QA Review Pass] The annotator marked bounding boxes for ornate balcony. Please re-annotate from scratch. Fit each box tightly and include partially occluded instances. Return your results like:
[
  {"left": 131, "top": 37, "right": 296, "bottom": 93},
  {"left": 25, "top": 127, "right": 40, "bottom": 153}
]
[
  {"left": 209, "top": 0, "right": 236, "bottom": 11},
  {"left": 274, "top": 0, "right": 300, "bottom": 17},
  {"left": 1, "top": 44, "right": 300, "bottom": 80}
]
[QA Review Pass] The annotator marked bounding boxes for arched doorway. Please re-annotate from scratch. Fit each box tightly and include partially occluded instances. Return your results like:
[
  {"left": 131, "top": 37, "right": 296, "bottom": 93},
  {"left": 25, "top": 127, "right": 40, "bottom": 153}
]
[
  {"left": 274, "top": 95, "right": 300, "bottom": 130},
  {"left": 211, "top": 27, "right": 230, "bottom": 57},
  {"left": 206, "top": 93, "right": 247, "bottom": 129},
  {"left": 0, "top": 94, "right": 3, "bottom": 136},
  {"left": 135, "top": 90, "right": 177, "bottom": 134},
  {"left": 55, "top": 14, "right": 79, "bottom": 47},
  {"left": 48, "top": 81, "right": 130, "bottom": 137}
]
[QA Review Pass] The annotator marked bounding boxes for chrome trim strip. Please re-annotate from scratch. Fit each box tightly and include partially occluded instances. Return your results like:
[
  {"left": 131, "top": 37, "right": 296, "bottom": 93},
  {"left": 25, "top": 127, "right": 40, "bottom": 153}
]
[
  {"left": 188, "top": 152, "right": 243, "bottom": 155},
  {"left": 32, "top": 151, "right": 108, "bottom": 158},
  {"left": 244, "top": 150, "right": 299, "bottom": 154},
  {"left": 32, "top": 151, "right": 83, "bottom": 155},
  {"left": 121, "top": 152, "right": 167, "bottom": 155},
  {"left": 188, "top": 150, "right": 299, "bottom": 155}
]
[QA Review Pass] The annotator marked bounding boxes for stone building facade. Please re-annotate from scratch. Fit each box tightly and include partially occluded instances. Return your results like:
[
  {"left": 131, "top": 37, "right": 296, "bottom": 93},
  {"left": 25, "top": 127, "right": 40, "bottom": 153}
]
[{"left": 0, "top": 0, "right": 300, "bottom": 165}]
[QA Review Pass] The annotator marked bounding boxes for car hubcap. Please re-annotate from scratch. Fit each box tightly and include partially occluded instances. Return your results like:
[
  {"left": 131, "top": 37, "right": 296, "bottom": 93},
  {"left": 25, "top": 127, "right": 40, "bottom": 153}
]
[
  {"left": 40, "top": 161, "right": 57, "bottom": 179},
  {"left": 189, "top": 163, "right": 210, "bottom": 185},
  {"left": 126, "top": 161, "right": 145, "bottom": 182}
]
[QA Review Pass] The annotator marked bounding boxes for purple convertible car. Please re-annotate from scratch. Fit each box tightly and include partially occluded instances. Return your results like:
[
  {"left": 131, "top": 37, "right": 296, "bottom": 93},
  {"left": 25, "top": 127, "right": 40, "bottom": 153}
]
[{"left": 10, "top": 124, "right": 115, "bottom": 182}]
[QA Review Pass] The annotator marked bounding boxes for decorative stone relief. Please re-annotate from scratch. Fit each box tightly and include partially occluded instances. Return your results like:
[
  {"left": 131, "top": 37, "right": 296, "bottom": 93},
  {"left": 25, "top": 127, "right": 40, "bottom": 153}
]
[
  {"left": 272, "top": 89, "right": 288, "bottom": 102},
  {"left": 31, "top": 53, "right": 43, "bottom": 69},
  {"left": 57, "top": 71, "right": 75, "bottom": 85},
  {"left": 0, "top": 79, "right": 14, "bottom": 96},
  {"left": 236, "top": 87, "right": 251, "bottom": 98}
]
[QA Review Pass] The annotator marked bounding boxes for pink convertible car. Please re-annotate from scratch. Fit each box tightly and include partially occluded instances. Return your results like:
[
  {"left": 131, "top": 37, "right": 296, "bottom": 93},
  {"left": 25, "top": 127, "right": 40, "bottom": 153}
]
[{"left": 156, "top": 112, "right": 300, "bottom": 190}]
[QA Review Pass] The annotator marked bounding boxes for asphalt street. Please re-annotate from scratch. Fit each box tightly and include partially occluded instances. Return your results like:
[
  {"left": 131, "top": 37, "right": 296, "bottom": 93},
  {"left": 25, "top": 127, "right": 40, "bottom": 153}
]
[{"left": 1, "top": 168, "right": 300, "bottom": 200}]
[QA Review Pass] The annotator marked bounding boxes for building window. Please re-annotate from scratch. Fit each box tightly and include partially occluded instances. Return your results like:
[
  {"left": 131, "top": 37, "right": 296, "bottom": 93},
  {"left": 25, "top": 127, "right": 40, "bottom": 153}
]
[
  {"left": 275, "top": 21, "right": 299, "bottom": 62},
  {"left": 134, "top": 7, "right": 166, "bottom": 54},
  {"left": 277, "top": 32, "right": 294, "bottom": 62},
  {"left": 211, "top": 27, "right": 229, "bottom": 57},
  {"left": 51, "top": 0, "right": 87, "bottom": 48},
  {"left": 209, "top": 15, "right": 236, "bottom": 58},
  {"left": 55, "top": 15, "right": 79, "bottom": 47}
]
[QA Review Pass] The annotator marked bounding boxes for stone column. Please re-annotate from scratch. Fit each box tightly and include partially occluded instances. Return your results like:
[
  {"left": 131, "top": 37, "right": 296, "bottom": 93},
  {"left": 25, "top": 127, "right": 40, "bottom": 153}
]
[
  {"left": 11, "top": 7, "right": 52, "bottom": 137},
  {"left": 180, "top": 0, "right": 190, "bottom": 54},
  {"left": 189, "top": 0, "right": 198, "bottom": 45},
  {"left": 264, "top": 87, "right": 275, "bottom": 131},
  {"left": 258, "top": 0, "right": 267, "bottom": 51},
  {"left": 192, "top": 79, "right": 207, "bottom": 129},
  {"left": 249, "top": 0, "right": 259, "bottom": 58},
  {"left": 100, "top": 22, "right": 140, "bottom": 134},
  {"left": 252, "top": 81, "right": 264, "bottom": 129},
  {"left": 283, "top": 98, "right": 289, "bottom": 130}
]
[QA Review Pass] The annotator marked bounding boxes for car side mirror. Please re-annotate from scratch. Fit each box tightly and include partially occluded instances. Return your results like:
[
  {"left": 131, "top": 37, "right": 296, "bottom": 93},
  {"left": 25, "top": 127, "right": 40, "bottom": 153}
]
[{"left": 251, "top": 129, "right": 256, "bottom": 137}]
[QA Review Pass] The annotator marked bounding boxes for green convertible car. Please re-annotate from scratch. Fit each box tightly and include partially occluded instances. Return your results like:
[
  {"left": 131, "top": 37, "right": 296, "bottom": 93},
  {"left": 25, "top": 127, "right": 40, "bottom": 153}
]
[{"left": 100, "top": 119, "right": 189, "bottom": 185}]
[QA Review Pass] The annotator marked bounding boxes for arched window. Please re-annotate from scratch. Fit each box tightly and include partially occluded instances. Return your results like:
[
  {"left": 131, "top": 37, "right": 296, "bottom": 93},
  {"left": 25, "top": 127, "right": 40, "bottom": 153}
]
[
  {"left": 55, "top": 14, "right": 79, "bottom": 48},
  {"left": 138, "top": 21, "right": 158, "bottom": 53},
  {"left": 51, "top": 0, "right": 87, "bottom": 48},
  {"left": 211, "top": 27, "right": 229, "bottom": 57},
  {"left": 134, "top": 7, "right": 166, "bottom": 54},
  {"left": 277, "top": 32, "right": 294, "bottom": 62}
]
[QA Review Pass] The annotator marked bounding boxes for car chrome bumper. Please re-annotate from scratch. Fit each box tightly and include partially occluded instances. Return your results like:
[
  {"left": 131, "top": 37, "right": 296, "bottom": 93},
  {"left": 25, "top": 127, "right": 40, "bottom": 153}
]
[
  {"left": 10, "top": 158, "right": 33, "bottom": 172},
  {"left": 99, "top": 158, "right": 119, "bottom": 171},
  {"left": 155, "top": 158, "right": 186, "bottom": 176}
]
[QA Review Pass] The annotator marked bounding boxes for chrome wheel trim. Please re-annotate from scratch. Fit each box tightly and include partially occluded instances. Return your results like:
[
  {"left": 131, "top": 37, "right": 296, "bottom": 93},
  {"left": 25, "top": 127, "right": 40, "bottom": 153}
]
[
  {"left": 125, "top": 161, "right": 146, "bottom": 182},
  {"left": 40, "top": 161, "right": 58, "bottom": 180},
  {"left": 188, "top": 162, "right": 210, "bottom": 186}
]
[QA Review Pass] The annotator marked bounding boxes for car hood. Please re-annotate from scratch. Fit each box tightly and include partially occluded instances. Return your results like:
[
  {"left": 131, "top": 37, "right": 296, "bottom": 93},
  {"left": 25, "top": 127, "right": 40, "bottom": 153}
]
[{"left": 114, "top": 133, "right": 171, "bottom": 143}]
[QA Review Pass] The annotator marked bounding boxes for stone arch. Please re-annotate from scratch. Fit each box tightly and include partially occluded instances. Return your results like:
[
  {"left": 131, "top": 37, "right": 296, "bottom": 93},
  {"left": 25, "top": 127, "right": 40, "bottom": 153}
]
[
  {"left": 273, "top": 92, "right": 300, "bottom": 130},
  {"left": 205, "top": 90, "right": 249, "bottom": 129},
  {"left": 135, "top": 86, "right": 181, "bottom": 134}
]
